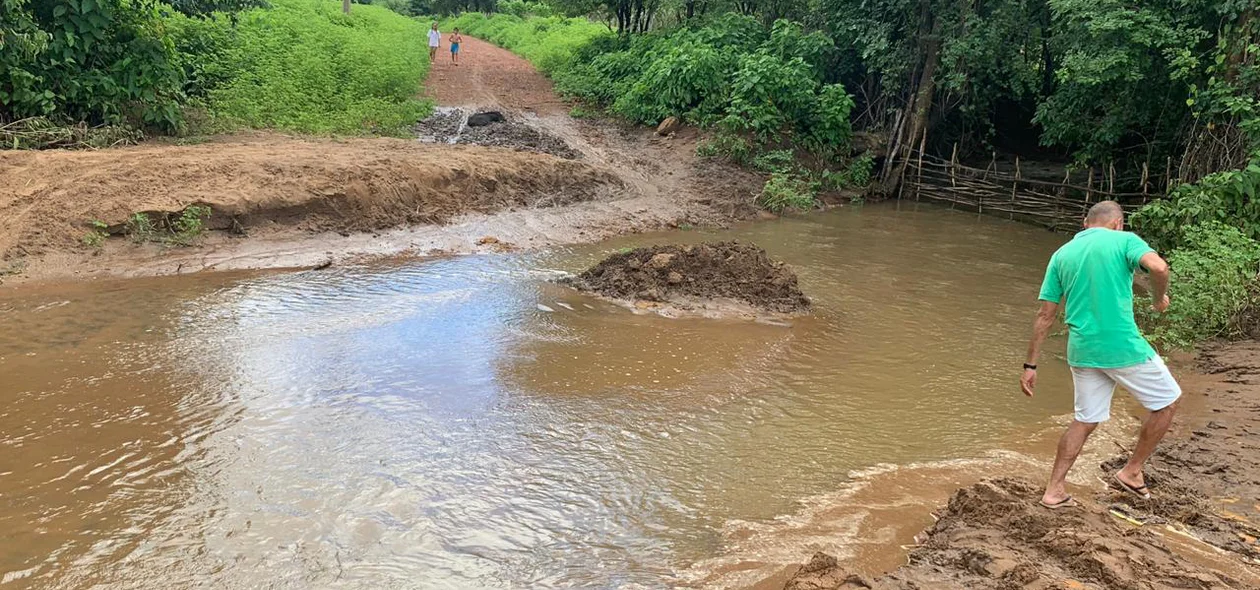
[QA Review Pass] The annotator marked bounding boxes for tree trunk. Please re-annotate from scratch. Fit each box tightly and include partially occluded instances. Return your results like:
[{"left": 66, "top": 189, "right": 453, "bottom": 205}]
[
  {"left": 882, "top": 5, "right": 940, "bottom": 192},
  {"left": 343, "top": 0, "right": 350, "bottom": 14}
]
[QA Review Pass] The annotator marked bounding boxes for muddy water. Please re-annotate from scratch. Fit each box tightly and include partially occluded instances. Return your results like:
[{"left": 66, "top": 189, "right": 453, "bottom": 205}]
[{"left": 1, "top": 203, "right": 1087, "bottom": 589}]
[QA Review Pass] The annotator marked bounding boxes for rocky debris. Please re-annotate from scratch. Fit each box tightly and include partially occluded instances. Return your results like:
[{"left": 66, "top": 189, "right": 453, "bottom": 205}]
[
  {"left": 414, "top": 108, "right": 580, "bottom": 159},
  {"left": 656, "top": 116, "right": 681, "bottom": 136},
  {"left": 562, "top": 241, "right": 810, "bottom": 314}
]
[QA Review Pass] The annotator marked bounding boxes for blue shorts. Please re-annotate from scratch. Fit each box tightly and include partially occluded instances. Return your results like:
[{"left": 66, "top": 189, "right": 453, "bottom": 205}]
[{"left": 451, "top": 43, "right": 460, "bottom": 54}]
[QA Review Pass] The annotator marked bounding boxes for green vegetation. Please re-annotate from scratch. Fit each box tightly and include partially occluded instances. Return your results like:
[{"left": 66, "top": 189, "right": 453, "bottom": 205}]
[
  {"left": 1131, "top": 162, "right": 1260, "bottom": 253},
  {"left": 2, "top": 0, "right": 432, "bottom": 145},
  {"left": 1137, "top": 222, "right": 1260, "bottom": 349},
  {"left": 1130, "top": 160, "right": 1260, "bottom": 347},
  {"left": 82, "top": 221, "right": 110, "bottom": 248},
  {"left": 124, "top": 205, "right": 212, "bottom": 245},
  {"left": 758, "top": 171, "right": 818, "bottom": 212},
  {"left": 184, "top": 0, "right": 432, "bottom": 134}
]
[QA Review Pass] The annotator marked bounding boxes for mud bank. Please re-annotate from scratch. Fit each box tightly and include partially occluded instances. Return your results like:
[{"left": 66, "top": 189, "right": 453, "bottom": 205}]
[
  {"left": 0, "top": 135, "right": 617, "bottom": 260},
  {"left": 0, "top": 131, "right": 759, "bottom": 287},
  {"left": 562, "top": 241, "right": 811, "bottom": 317},
  {"left": 780, "top": 341, "right": 1260, "bottom": 590}
]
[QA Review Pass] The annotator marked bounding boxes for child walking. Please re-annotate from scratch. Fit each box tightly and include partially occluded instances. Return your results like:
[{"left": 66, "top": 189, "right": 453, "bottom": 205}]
[
  {"left": 427, "top": 22, "right": 440, "bottom": 63},
  {"left": 449, "top": 28, "right": 463, "bottom": 65}
]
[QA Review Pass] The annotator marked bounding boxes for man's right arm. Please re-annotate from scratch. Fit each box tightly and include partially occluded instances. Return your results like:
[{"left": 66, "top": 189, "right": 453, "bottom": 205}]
[{"left": 1139, "top": 251, "right": 1170, "bottom": 313}]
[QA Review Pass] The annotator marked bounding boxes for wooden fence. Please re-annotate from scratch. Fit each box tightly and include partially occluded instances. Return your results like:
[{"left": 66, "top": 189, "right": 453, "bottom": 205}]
[{"left": 897, "top": 151, "right": 1173, "bottom": 232}]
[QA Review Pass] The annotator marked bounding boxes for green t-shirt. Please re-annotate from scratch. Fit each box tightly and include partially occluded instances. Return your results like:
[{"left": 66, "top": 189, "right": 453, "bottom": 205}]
[{"left": 1038, "top": 227, "right": 1156, "bottom": 368}]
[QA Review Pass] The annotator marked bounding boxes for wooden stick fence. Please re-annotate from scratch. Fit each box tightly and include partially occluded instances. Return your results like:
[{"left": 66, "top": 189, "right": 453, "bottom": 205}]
[{"left": 899, "top": 151, "right": 1170, "bottom": 232}]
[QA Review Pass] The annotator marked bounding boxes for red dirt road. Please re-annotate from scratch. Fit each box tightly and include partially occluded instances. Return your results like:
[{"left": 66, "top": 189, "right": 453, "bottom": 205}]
[{"left": 423, "top": 35, "right": 569, "bottom": 115}]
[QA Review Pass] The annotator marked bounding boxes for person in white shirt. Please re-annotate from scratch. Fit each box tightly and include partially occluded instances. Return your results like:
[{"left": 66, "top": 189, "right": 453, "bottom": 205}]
[{"left": 428, "top": 23, "right": 441, "bottom": 63}]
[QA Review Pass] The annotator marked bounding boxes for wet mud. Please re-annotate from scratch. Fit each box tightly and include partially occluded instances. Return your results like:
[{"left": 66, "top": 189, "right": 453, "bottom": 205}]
[
  {"left": 782, "top": 340, "right": 1260, "bottom": 590},
  {"left": 562, "top": 241, "right": 811, "bottom": 316}
]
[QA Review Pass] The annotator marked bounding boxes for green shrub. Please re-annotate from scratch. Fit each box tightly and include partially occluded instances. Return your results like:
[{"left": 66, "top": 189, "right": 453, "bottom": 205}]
[
  {"left": 758, "top": 171, "right": 818, "bottom": 212},
  {"left": 125, "top": 206, "right": 213, "bottom": 245},
  {"left": 82, "top": 220, "right": 110, "bottom": 248},
  {"left": 821, "top": 153, "right": 874, "bottom": 190},
  {"left": 722, "top": 51, "right": 817, "bottom": 141},
  {"left": 695, "top": 131, "right": 752, "bottom": 165},
  {"left": 2, "top": 0, "right": 185, "bottom": 131},
  {"left": 1130, "top": 160, "right": 1260, "bottom": 252},
  {"left": 203, "top": 0, "right": 432, "bottom": 135},
  {"left": 1139, "top": 222, "right": 1260, "bottom": 349},
  {"left": 613, "top": 40, "right": 733, "bottom": 124},
  {"left": 751, "top": 149, "right": 796, "bottom": 173}
]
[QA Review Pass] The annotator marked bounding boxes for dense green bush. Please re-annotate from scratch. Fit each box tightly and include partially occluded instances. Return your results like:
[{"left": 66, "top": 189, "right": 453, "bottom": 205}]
[
  {"left": 1, "top": 0, "right": 185, "bottom": 131},
  {"left": 613, "top": 39, "right": 732, "bottom": 124},
  {"left": 197, "top": 0, "right": 433, "bottom": 135},
  {"left": 1138, "top": 222, "right": 1260, "bottom": 349},
  {"left": 1130, "top": 160, "right": 1260, "bottom": 252},
  {"left": 758, "top": 171, "right": 818, "bottom": 212}
]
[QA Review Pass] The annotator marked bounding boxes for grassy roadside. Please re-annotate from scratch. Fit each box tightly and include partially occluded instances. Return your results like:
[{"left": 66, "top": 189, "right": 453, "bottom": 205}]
[
  {"left": 172, "top": 0, "right": 433, "bottom": 136},
  {"left": 2, "top": 0, "right": 433, "bottom": 146}
]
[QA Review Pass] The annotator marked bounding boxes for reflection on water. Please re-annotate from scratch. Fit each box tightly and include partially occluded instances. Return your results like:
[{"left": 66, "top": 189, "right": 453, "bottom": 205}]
[{"left": 0, "top": 203, "right": 1074, "bottom": 588}]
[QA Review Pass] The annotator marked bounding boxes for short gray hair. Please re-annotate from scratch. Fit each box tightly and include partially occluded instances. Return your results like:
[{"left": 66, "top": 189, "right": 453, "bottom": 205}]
[{"left": 1085, "top": 200, "right": 1123, "bottom": 225}]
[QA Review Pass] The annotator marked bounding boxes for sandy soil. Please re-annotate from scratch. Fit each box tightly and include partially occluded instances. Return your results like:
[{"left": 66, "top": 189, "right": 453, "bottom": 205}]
[
  {"left": 0, "top": 36, "right": 761, "bottom": 287},
  {"left": 780, "top": 341, "right": 1260, "bottom": 590}
]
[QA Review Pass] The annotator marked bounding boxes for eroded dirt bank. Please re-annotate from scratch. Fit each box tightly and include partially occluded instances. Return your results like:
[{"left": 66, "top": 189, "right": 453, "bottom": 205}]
[
  {"left": 0, "top": 135, "right": 620, "bottom": 258},
  {"left": 781, "top": 342, "right": 1260, "bottom": 590}
]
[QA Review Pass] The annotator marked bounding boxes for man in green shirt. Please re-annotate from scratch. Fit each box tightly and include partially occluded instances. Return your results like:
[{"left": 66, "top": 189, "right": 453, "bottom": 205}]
[{"left": 1021, "top": 200, "right": 1179, "bottom": 508}]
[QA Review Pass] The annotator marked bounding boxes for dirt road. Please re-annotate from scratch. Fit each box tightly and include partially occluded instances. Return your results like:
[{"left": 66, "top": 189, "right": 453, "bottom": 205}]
[
  {"left": 0, "top": 37, "right": 758, "bottom": 286},
  {"left": 423, "top": 36, "right": 568, "bottom": 115}
]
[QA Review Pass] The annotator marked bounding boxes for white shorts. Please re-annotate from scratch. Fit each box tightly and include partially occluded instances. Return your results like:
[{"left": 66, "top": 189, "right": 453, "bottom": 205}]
[{"left": 1071, "top": 356, "right": 1181, "bottom": 423}]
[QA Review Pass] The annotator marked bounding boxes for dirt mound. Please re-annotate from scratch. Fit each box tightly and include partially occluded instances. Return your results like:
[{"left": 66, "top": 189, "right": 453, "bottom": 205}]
[
  {"left": 564, "top": 241, "right": 810, "bottom": 314},
  {"left": 1091, "top": 341, "right": 1260, "bottom": 563},
  {"left": 785, "top": 477, "right": 1253, "bottom": 589},
  {"left": 0, "top": 134, "right": 621, "bottom": 262},
  {"left": 414, "top": 108, "right": 580, "bottom": 159}
]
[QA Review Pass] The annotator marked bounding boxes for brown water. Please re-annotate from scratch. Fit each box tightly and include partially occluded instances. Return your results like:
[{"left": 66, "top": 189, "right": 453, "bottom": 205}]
[{"left": 0, "top": 203, "right": 1083, "bottom": 589}]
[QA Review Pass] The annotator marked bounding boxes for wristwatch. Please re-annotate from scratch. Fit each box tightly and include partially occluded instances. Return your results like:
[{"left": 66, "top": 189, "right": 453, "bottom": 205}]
[{"left": 1023, "top": 363, "right": 1037, "bottom": 370}]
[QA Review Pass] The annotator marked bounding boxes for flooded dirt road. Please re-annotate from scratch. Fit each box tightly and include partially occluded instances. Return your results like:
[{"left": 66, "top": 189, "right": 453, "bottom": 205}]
[{"left": 0, "top": 203, "right": 1128, "bottom": 589}]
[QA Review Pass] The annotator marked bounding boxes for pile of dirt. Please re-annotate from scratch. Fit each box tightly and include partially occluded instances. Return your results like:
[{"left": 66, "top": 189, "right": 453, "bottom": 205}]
[
  {"left": 782, "top": 339, "right": 1260, "bottom": 590},
  {"left": 784, "top": 477, "right": 1253, "bottom": 589},
  {"left": 0, "top": 135, "right": 622, "bottom": 262},
  {"left": 414, "top": 108, "right": 580, "bottom": 159},
  {"left": 563, "top": 241, "right": 811, "bottom": 314},
  {"left": 1094, "top": 341, "right": 1260, "bottom": 563}
]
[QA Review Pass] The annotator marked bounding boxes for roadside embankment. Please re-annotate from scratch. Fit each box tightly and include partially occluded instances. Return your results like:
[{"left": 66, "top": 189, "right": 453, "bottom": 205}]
[{"left": 0, "top": 135, "right": 620, "bottom": 277}]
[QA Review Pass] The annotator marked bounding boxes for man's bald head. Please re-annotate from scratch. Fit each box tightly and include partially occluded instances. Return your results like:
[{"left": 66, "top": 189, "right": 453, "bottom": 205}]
[{"left": 1085, "top": 201, "right": 1124, "bottom": 229}]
